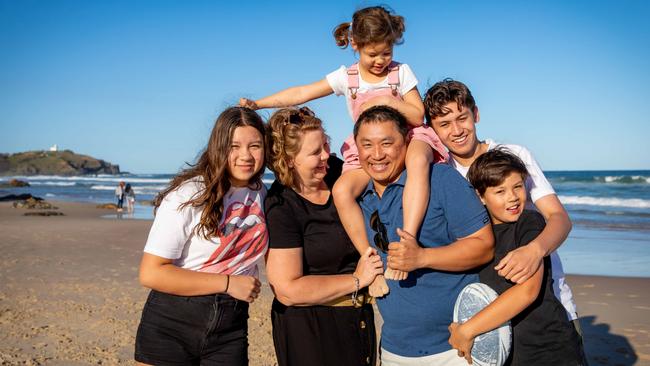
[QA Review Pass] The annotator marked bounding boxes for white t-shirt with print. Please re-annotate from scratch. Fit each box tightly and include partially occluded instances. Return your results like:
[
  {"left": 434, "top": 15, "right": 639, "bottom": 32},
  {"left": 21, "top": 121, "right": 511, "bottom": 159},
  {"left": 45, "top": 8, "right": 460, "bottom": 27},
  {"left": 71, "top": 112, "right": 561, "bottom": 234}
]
[
  {"left": 449, "top": 140, "right": 579, "bottom": 321},
  {"left": 326, "top": 62, "right": 418, "bottom": 121},
  {"left": 144, "top": 179, "right": 268, "bottom": 277}
]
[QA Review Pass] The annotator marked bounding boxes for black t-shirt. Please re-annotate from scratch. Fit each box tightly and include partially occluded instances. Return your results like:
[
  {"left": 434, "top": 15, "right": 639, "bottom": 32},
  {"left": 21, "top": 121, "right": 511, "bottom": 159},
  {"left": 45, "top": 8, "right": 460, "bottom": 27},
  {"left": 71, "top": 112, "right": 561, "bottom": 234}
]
[
  {"left": 264, "top": 157, "right": 359, "bottom": 276},
  {"left": 479, "top": 210, "right": 582, "bottom": 366}
]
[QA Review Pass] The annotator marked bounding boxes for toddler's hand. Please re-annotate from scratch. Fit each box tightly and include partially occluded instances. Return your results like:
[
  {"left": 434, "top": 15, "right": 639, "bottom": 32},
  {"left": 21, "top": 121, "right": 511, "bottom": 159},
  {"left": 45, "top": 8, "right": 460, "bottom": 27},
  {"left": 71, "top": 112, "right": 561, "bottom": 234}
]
[{"left": 239, "top": 98, "right": 259, "bottom": 110}]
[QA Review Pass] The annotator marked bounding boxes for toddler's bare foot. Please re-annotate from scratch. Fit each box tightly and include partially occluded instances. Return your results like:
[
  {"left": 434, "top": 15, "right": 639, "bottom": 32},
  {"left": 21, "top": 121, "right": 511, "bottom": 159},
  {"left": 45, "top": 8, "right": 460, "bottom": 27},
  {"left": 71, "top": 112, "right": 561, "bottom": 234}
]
[
  {"left": 368, "top": 275, "right": 389, "bottom": 297},
  {"left": 384, "top": 267, "right": 408, "bottom": 281}
]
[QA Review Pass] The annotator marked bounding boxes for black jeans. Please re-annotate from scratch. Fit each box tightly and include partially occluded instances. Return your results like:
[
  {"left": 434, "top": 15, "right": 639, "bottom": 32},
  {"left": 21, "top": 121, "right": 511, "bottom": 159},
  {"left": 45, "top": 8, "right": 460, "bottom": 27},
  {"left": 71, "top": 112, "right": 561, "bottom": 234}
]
[{"left": 135, "top": 290, "right": 249, "bottom": 366}]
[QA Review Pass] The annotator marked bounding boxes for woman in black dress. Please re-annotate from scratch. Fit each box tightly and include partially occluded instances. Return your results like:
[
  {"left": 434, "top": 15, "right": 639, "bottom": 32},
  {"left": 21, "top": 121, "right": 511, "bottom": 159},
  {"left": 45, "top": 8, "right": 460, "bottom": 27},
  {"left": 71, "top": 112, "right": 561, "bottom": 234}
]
[{"left": 264, "top": 107, "right": 384, "bottom": 366}]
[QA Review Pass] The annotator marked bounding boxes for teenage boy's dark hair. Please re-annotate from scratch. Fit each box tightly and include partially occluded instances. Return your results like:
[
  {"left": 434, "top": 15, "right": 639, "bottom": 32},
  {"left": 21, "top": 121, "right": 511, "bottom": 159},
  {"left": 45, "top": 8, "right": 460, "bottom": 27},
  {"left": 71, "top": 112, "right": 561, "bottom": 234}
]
[
  {"left": 467, "top": 148, "right": 529, "bottom": 196},
  {"left": 423, "top": 78, "right": 477, "bottom": 125}
]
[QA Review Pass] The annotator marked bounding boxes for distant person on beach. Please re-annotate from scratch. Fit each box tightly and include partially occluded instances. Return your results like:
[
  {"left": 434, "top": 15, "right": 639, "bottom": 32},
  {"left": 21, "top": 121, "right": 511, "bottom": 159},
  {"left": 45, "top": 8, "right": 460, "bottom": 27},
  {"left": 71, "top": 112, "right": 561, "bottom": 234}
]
[
  {"left": 448, "top": 148, "right": 586, "bottom": 365},
  {"left": 115, "top": 181, "right": 125, "bottom": 212},
  {"left": 264, "top": 107, "right": 384, "bottom": 366},
  {"left": 125, "top": 183, "right": 135, "bottom": 214},
  {"left": 354, "top": 105, "right": 494, "bottom": 365},
  {"left": 423, "top": 79, "right": 583, "bottom": 334},
  {"left": 240, "top": 6, "right": 447, "bottom": 291},
  {"left": 134, "top": 107, "right": 268, "bottom": 365}
]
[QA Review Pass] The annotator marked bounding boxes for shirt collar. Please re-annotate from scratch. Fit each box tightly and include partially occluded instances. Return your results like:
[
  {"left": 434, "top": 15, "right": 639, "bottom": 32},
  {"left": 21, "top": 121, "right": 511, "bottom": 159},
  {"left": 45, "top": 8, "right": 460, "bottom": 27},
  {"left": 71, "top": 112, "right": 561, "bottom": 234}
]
[{"left": 360, "top": 170, "right": 407, "bottom": 199}]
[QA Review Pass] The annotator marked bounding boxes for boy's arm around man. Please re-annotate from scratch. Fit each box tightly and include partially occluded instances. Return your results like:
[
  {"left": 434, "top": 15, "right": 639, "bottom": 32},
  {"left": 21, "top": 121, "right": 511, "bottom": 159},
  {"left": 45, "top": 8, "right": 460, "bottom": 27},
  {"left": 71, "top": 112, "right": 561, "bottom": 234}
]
[{"left": 388, "top": 226, "right": 494, "bottom": 272}]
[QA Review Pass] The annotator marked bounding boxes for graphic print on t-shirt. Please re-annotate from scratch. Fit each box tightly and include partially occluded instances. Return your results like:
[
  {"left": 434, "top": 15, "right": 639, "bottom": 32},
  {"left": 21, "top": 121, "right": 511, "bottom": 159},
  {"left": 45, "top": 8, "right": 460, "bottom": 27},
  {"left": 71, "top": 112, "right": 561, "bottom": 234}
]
[{"left": 199, "top": 194, "right": 267, "bottom": 275}]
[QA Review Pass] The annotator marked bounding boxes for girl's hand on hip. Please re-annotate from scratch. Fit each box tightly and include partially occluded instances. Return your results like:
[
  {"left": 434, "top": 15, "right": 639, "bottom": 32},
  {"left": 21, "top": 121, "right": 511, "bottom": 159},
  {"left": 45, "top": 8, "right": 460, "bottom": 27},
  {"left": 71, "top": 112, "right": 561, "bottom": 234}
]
[{"left": 226, "top": 275, "right": 261, "bottom": 303}]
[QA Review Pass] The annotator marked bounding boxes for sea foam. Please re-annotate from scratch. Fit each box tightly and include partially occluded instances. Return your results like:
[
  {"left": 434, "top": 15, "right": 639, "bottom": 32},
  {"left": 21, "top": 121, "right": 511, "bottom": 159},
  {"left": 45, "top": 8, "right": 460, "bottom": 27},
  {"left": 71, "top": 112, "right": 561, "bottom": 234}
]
[{"left": 559, "top": 195, "right": 650, "bottom": 209}]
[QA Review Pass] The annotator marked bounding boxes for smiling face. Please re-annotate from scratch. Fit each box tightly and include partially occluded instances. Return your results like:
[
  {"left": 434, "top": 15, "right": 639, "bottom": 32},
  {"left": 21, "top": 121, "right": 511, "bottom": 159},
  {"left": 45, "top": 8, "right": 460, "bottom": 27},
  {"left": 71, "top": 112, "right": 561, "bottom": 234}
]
[
  {"left": 353, "top": 41, "right": 394, "bottom": 77},
  {"left": 479, "top": 171, "right": 527, "bottom": 225},
  {"left": 290, "top": 129, "right": 330, "bottom": 189},
  {"left": 227, "top": 126, "right": 264, "bottom": 187},
  {"left": 430, "top": 102, "right": 482, "bottom": 164},
  {"left": 356, "top": 120, "right": 407, "bottom": 195}
]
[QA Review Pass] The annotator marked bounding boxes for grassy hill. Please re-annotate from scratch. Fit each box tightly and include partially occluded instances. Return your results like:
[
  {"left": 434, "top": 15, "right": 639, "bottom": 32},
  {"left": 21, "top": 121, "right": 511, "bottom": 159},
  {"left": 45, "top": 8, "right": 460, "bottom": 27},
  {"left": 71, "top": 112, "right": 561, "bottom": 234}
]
[{"left": 0, "top": 150, "right": 120, "bottom": 176}]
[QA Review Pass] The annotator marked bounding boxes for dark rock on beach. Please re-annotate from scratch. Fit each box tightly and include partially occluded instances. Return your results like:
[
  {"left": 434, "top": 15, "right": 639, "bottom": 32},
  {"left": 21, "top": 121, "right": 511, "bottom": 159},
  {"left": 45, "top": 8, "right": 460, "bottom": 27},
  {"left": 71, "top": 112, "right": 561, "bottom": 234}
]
[
  {"left": 12, "top": 198, "right": 58, "bottom": 210},
  {"left": 96, "top": 203, "right": 118, "bottom": 210},
  {"left": 24, "top": 211, "right": 65, "bottom": 216},
  {"left": 0, "top": 194, "right": 43, "bottom": 202},
  {"left": 0, "top": 179, "right": 30, "bottom": 187}
]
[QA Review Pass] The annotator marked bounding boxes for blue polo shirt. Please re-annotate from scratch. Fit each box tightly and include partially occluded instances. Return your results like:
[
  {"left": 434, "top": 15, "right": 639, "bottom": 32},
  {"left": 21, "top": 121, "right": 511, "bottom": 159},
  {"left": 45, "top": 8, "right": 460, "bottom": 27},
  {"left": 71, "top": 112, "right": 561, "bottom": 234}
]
[{"left": 359, "top": 163, "right": 490, "bottom": 357}]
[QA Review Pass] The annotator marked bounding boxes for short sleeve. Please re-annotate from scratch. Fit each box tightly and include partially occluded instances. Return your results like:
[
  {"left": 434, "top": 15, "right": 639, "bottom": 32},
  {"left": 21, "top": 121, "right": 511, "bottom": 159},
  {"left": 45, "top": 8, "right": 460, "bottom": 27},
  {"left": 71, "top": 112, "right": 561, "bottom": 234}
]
[
  {"left": 143, "top": 188, "right": 196, "bottom": 259},
  {"left": 515, "top": 211, "right": 546, "bottom": 248},
  {"left": 325, "top": 65, "right": 348, "bottom": 96},
  {"left": 434, "top": 165, "right": 490, "bottom": 239},
  {"left": 398, "top": 63, "right": 418, "bottom": 95},
  {"left": 516, "top": 146, "right": 556, "bottom": 203},
  {"left": 264, "top": 185, "right": 303, "bottom": 249}
]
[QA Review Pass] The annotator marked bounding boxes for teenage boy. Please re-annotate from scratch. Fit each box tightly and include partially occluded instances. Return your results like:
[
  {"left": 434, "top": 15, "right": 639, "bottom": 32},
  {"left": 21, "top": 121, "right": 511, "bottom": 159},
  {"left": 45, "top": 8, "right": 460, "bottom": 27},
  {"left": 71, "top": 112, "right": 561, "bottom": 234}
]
[{"left": 423, "top": 79, "right": 580, "bottom": 329}]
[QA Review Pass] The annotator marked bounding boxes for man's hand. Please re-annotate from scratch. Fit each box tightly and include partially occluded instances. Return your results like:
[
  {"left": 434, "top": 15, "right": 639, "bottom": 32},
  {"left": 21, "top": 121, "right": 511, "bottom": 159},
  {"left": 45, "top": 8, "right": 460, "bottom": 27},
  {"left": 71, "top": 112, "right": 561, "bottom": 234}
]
[
  {"left": 494, "top": 240, "right": 544, "bottom": 284},
  {"left": 448, "top": 322, "right": 474, "bottom": 364},
  {"left": 387, "top": 228, "right": 424, "bottom": 272}
]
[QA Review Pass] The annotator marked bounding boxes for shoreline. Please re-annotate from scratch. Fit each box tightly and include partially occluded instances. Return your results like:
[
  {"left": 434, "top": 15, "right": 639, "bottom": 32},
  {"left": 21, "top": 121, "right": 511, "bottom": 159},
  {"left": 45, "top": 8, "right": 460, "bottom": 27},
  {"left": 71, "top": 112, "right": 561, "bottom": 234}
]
[{"left": 0, "top": 201, "right": 648, "bottom": 365}]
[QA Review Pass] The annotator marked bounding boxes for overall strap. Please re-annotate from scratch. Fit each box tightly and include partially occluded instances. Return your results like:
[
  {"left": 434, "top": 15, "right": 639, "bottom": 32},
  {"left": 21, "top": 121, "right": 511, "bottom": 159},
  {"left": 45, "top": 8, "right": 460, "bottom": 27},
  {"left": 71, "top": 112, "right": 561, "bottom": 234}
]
[
  {"left": 347, "top": 63, "right": 360, "bottom": 99},
  {"left": 347, "top": 62, "right": 401, "bottom": 98},
  {"left": 387, "top": 61, "right": 400, "bottom": 96}
]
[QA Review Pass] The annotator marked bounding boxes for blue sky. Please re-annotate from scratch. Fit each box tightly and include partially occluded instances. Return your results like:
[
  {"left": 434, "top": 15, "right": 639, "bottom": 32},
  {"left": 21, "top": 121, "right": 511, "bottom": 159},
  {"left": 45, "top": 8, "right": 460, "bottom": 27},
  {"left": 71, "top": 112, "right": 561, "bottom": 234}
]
[{"left": 1, "top": 0, "right": 649, "bottom": 174}]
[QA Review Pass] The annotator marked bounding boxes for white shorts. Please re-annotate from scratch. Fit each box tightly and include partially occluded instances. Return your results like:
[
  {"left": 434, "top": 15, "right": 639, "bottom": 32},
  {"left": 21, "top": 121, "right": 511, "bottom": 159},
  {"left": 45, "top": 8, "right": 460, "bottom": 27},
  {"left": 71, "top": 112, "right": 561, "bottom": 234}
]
[{"left": 381, "top": 348, "right": 468, "bottom": 366}]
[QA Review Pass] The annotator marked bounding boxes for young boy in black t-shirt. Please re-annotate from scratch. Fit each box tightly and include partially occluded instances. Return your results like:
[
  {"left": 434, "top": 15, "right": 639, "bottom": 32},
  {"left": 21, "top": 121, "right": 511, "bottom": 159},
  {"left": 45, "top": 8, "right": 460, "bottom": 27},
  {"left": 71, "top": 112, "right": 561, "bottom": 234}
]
[{"left": 448, "top": 148, "right": 586, "bottom": 366}]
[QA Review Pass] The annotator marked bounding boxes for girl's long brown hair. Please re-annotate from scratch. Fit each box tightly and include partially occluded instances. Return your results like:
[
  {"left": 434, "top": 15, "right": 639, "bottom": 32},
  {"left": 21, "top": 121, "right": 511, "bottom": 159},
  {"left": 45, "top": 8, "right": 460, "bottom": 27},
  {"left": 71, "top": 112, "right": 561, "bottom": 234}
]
[{"left": 153, "top": 106, "right": 266, "bottom": 239}]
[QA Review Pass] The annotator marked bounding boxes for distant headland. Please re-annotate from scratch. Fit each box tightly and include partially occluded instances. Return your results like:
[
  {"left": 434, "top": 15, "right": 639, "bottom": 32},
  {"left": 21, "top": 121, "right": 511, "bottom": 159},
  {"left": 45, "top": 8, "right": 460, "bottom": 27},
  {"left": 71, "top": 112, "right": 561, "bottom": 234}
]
[{"left": 0, "top": 150, "right": 120, "bottom": 176}]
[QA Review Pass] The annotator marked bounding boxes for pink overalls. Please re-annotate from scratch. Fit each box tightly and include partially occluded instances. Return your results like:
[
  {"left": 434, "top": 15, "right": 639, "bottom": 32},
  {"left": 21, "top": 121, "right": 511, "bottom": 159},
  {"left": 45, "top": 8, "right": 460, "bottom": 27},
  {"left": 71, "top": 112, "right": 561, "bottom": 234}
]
[{"left": 340, "top": 62, "right": 448, "bottom": 173}]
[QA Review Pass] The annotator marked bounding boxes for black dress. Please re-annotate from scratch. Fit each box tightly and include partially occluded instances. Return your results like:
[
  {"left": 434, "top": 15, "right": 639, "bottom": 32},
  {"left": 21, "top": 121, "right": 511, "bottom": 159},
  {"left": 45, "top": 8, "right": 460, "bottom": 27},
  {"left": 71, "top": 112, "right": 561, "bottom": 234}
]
[
  {"left": 479, "top": 210, "right": 584, "bottom": 366},
  {"left": 265, "top": 157, "right": 376, "bottom": 366}
]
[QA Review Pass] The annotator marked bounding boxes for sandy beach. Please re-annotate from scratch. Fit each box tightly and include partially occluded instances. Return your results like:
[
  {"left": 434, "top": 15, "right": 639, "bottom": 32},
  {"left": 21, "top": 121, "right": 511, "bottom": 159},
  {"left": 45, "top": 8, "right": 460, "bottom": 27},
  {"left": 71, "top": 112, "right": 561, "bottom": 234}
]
[{"left": 0, "top": 201, "right": 648, "bottom": 365}]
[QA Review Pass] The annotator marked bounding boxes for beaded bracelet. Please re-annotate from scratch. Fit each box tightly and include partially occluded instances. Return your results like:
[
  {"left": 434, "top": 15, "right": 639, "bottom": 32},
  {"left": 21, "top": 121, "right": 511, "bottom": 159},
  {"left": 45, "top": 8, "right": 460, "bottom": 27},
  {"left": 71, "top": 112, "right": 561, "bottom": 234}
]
[{"left": 351, "top": 275, "right": 360, "bottom": 306}]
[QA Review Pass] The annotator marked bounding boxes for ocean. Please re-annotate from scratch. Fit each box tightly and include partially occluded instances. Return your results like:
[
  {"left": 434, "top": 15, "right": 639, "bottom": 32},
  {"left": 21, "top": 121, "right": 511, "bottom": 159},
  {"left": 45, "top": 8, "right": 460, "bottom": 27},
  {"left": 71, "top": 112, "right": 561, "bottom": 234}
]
[{"left": 2, "top": 170, "right": 649, "bottom": 278}]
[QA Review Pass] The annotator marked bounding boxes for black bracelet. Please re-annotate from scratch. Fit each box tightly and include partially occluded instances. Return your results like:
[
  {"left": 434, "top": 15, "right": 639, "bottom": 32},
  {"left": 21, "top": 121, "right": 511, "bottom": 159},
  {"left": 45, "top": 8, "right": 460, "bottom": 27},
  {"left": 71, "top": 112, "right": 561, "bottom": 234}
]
[{"left": 224, "top": 275, "right": 230, "bottom": 293}]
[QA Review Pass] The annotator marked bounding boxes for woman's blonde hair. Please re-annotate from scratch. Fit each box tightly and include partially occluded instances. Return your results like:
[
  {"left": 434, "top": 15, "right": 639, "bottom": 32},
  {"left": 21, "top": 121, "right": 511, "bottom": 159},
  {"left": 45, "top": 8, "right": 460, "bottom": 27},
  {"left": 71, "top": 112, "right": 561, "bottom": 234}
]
[{"left": 266, "top": 107, "right": 326, "bottom": 190}]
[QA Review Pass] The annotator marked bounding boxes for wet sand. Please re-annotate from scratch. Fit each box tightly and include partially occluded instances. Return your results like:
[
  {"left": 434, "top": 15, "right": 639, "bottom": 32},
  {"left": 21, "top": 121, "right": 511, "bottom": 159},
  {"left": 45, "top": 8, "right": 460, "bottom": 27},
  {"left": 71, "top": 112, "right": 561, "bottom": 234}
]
[{"left": 0, "top": 201, "right": 647, "bottom": 365}]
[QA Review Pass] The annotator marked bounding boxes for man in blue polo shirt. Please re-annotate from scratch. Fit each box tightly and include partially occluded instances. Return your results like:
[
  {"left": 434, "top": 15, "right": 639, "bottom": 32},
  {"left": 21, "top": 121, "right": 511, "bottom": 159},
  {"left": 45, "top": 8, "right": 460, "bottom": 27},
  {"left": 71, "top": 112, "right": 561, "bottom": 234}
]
[{"left": 354, "top": 105, "right": 494, "bottom": 365}]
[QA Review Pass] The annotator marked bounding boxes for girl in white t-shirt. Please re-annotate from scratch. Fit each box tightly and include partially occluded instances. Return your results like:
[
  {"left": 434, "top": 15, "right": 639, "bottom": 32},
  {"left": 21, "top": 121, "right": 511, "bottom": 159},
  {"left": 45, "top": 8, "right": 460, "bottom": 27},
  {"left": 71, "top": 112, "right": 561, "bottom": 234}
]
[
  {"left": 134, "top": 107, "right": 268, "bottom": 365},
  {"left": 240, "top": 6, "right": 446, "bottom": 291}
]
